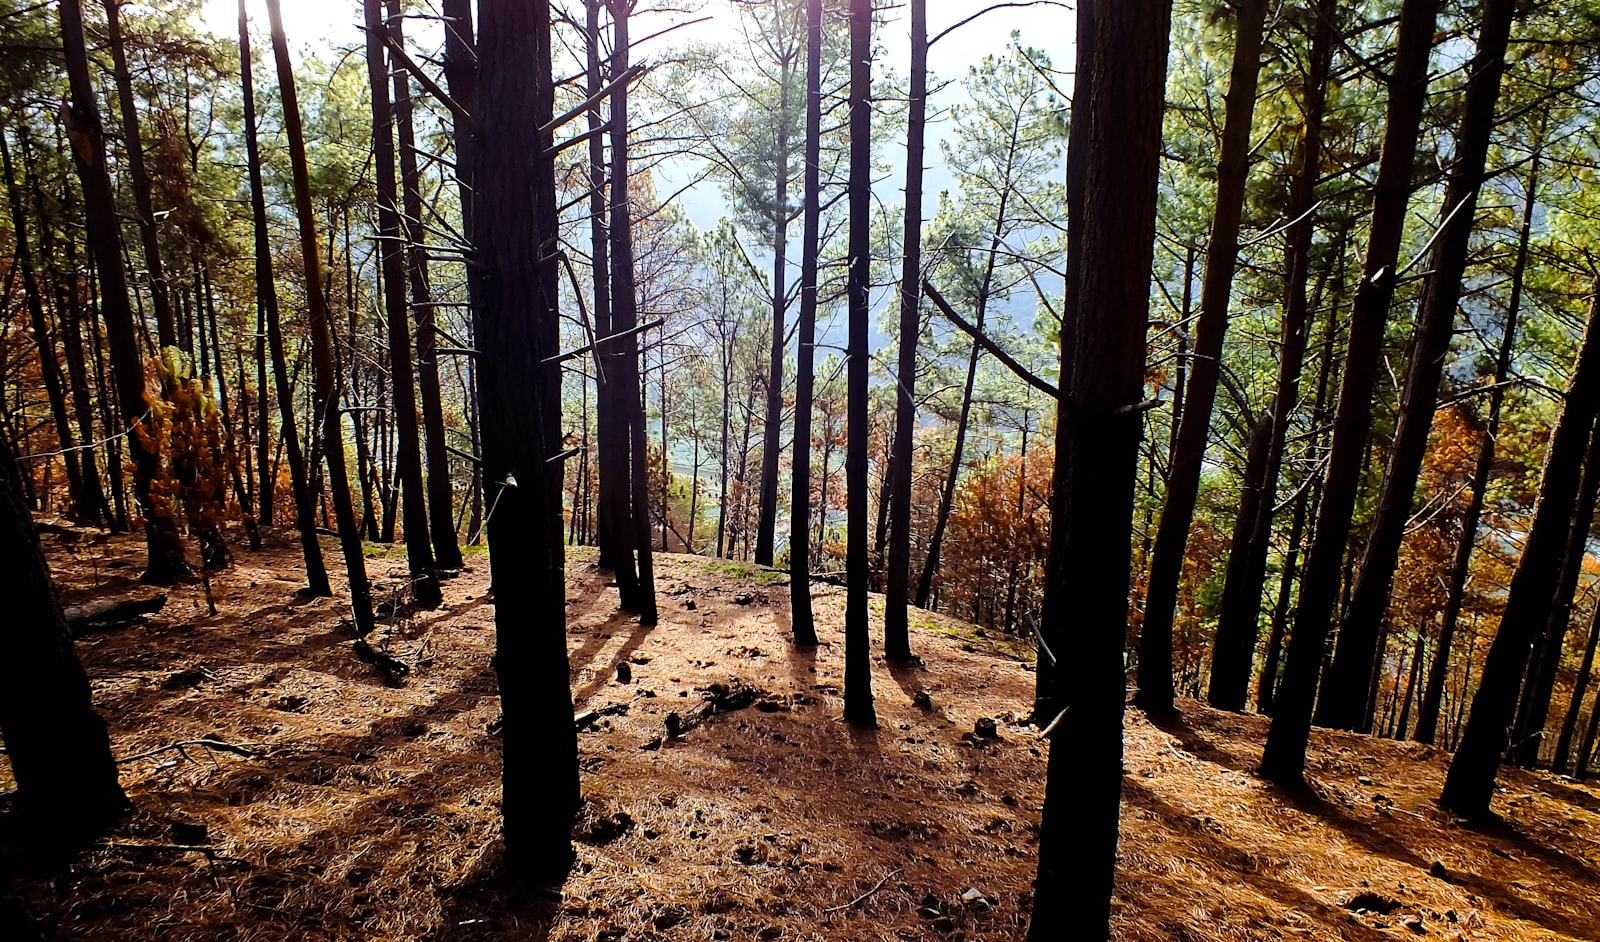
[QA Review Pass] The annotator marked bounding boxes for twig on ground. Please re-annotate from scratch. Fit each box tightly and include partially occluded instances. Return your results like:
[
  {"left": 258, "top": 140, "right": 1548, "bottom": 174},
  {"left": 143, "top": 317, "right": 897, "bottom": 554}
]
[
  {"left": 119, "top": 738, "right": 260, "bottom": 765},
  {"left": 823, "top": 867, "right": 901, "bottom": 913}
]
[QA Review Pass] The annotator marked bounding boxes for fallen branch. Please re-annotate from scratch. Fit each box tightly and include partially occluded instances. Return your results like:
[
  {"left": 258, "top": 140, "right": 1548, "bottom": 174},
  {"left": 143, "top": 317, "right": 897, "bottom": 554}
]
[
  {"left": 119, "top": 738, "right": 259, "bottom": 765},
  {"left": 65, "top": 593, "right": 167, "bottom": 636},
  {"left": 575, "top": 700, "right": 632, "bottom": 729},
  {"left": 823, "top": 868, "right": 901, "bottom": 913}
]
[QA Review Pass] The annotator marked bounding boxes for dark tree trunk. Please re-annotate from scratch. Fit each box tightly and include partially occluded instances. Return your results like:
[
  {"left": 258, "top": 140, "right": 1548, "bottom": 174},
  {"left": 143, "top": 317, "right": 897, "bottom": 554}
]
[
  {"left": 1208, "top": 401, "right": 1273, "bottom": 707},
  {"left": 474, "top": 0, "right": 580, "bottom": 879},
  {"left": 591, "top": 0, "right": 640, "bottom": 603},
  {"left": 58, "top": 0, "right": 189, "bottom": 583},
  {"left": 1415, "top": 149, "right": 1538, "bottom": 746},
  {"left": 1258, "top": 462, "right": 1316, "bottom": 714},
  {"left": 101, "top": 0, "right": 178, "bottom": 350},
  {"left": 266, "top": 0, "right": 375, "bottom": 633},
  {"left": 365, "top": 0, "right": 442, "bottom": 607},
  {"left": 788, "top": 0, "right": 826, "bottom": 647},
  {"left": 1134, "top": 0, "right": 1268, "bottom": 716},
  {"left": 843, "top": 0, "right": 876, "bottom": 727},
  {"left": 1443, "top": 290, "right": 1600, "bottom": 817},
  {"left": 32, "top": 159, "right": 114, "bottom": 530},
  {"left": 387, "top": 0, "right": 463, "bottom": 573},
  {"left": 755, "top": 57, "right": 796, "bottom": 569},
  {"left": 239, "top": 0, "right": 326, "bottom": 588},
  {"left": 441, "top": 0, "right": 484, "bottom": 557},
  {"left": 1317, "top": 0, "right": 1515, "bottom": 733},
  {"left": 1554, "top": 587, "right": 1600, "bottom": 773},
  {"left": 0, "top": 432, "right": 130, "bottom": 853},
  {"left": 1208, "top": 0, "right": 1335, "bottom": 711},
  {"left": 608, "top": 0, "right": 657, "bottom": 625},
  {"left": 1032, "top": 0, "right": 1096, "bottom": 725},
  {"left": 1, "top": 133, "right": 86, "bottom": 518},
  {"left": 1029, "top": 0, "right": 1168, "bottom": 935},
  {"left": 1259, "top": 0, "right": 1440, "bottom": 785},
  {"left": 1394, "top": 630, "right": 1425, "bottom": 740},
  {"left": 1511, "top": 428, "right": 1600, "bottom": 766}
]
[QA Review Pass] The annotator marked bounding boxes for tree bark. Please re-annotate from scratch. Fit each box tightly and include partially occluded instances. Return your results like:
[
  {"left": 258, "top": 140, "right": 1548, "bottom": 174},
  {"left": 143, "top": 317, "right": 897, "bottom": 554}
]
[
  {"left": 1259, "top": 0, "right": 1440, "bottom": 785},
  {"left": 607, "top": 0, "right": 657, "bottom": 625},
  {"left": 1415, "top": 158, "right": 1538, "bottom": 747},
  {"left": 1208, "top": 0, "right": 1335, "bottom": 711},
  {"left": 266, "top": 0, "right": 374, "bottom": 631},
  {"left": 1511, "top": 426, "right": 1600, "bottom": 766},
  {"left": 788, "top": 0, "right": 827, "bottom": 647},
  {"left": 474, "top": 0, "right": 580, "bottom": 879},
  {"left": 755, "top": 50, "right": 797, "bottom": 568},
  {"left": 1032, "top": 0, "right": 1096, "bottom": 723},
  {"left": 101, "top": 0, "right": 178, "bottom": 351},
  {"left": 1134, "top": 0, "right": 1268, "bottom": 716},
  {"left": 240, "top": 0, "right": 327, "bottom": 591},
  {"left": 58, "top": 0, "right": 189, "bottom": 583},
  {"left": 1554, "top": 586, "right": 1600, "bottom": 772},
  {"left": 844, "top": 0, "right": 876, "bottom": 727},
  {"left": 1443, "top": 288, "right": 1600, "bottom": 817},
  {"left": 1029, "top": 0, "right": 1168, "bottom": 935},
  {"left": 0, "top": 431, "right": 130, "bottom": 853},
  {"left": 1317, "top": 0, "right": 1516, "bottom": 732},
  {"left": 387, "top": 0, "right": 462, "bottom": 573},
  {"left": 365, "top": 0, "right": 442, "bottom": 607}
]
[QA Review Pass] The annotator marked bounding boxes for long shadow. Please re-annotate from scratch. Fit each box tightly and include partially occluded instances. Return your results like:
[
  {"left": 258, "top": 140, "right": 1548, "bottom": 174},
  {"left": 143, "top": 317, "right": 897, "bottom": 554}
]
[
  {"left": 1272, "top": 781, "right": 1594, "bottom": 939},
  {"left": 572, "top": 620, "right": 657, "bottom": 705},
  {"left": 887, "top": 659, "right": 954, "bottom": 726},
  {"left": 1146, "top": 709, "right": 1258, "bottom": 776},
  {"left": 1123, "top": 779, "right": 1391, "bottom": 940}
]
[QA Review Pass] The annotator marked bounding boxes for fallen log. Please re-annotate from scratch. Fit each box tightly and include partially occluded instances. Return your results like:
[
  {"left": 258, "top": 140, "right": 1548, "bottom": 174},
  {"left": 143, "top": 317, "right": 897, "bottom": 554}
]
[{"left": 65, "top": 593, "right": 167, "bottom": 636}]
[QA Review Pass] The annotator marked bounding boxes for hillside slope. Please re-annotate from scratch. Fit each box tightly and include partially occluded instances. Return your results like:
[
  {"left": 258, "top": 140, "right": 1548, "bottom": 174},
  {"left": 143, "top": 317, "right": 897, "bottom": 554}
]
[{"left": 3, "top": 529, "right": 1599, "bottom": 941}]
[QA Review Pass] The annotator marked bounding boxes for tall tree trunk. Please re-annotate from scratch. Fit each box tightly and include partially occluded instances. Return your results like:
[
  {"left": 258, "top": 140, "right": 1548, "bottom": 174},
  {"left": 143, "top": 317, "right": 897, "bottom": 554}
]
[
  {"left": 101, "top": 0, "right": 178, "bottom": 350},
  {"left": 884, "top": 0, "right": 929, "bottom": 657},
  {"left": 1031, "top": 0, "right": 1096, "bottom": 725},
  {"left": 1, "top": 133, "right": 86, "bottom": 517},
  {"left": 1554, "top": 592, "right": 1600, "bottom": 772},
  {"left": 441, "top": 0, "right": 483, "bottom": 557},
  {"left": 365, "top": 0, "right": 442, "bottom": 607},
  {"left": 239, "top": 0, "right": 329, "bottom": 593},
  {"left": 1208, "top": 0, "right": 1335, "bottom": 711},
  {"left": 844, "top": 0, "right": 876, "bottom": 727},
  {"left": 1442, "top": 288, "right": 1600, "bottom": 816},
  {"left": 1208, "top": 401, "right": 1273, "bottom": 705},
  {"left": 1511, "top": 426, "right": 1600, "bottom": 765},
  {"left": 0, "top": 431, "right": 130, "bottom": 852},
  {"left": 474, "top": 0, "right": 580, "bottom": 879},
  {"left": 1317, "top": 0, "right": 1516, "bottom": 732},
  {"left": 591, "top": 0, "right": 641, "bottom": 602},
  {"left": 1415, "top": 149, "right": 1538, "bottom": 745},
  {"left": 43, "top": 181, "right": 115, "bottom": 529},
  {"left": 1029, "top": 0, "right": 1168, "bottom": 933},
  {"left": 266, "top": 0, "right": 374, "bottom": 630},
  {"left": 1394, "top": 631, "right": 1425, "bottom": 739},
  {"left": 755, "top": 58, "right": 795, "bottom": 568},
  {"left": 1259, "top": 0, "right": 1440, "bottom": 785},
  {"left": 386, "top": 0, "right": 462, "bottom": 572},
  {"left": 58, "top": 0, "right": 188, "bottom": 582},
  {"left": 1134, "top": 0, "right": 1268, "bottom": 716},
  {"left": 788, "top": 0, "right": 826, "bottom": 647},
  {"left": 609, "top": 0, "right": 657, "bottom": 624}
]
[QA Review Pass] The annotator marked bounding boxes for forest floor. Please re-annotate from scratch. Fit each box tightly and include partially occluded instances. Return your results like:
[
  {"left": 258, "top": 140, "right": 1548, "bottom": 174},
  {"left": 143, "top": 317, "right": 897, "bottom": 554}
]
[{"left": 3, "top": 527, "right": 1600, "bottom": 941}]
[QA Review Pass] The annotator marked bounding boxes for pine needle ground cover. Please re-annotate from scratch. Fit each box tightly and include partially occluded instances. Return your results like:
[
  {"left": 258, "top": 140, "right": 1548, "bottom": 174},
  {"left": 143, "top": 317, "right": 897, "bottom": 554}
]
[{"left": 3, "top": 528, "right": 1598, "bottom": 941}]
